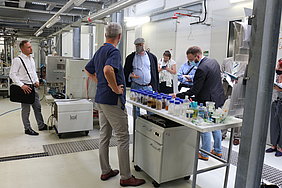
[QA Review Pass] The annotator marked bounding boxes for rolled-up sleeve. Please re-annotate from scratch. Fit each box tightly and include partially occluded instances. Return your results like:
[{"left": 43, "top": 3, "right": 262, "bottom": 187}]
[{"left": 177, "top": 65, "right": 185, "bottom": 83}]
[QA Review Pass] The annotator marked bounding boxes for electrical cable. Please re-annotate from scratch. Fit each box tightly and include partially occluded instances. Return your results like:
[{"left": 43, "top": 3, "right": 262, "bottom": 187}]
[
  {"left": 0, "top": 107, "right": 21, "bottom": 117},
  {"left": 190, "top": 0, "right": 207, "bottom": 25}
]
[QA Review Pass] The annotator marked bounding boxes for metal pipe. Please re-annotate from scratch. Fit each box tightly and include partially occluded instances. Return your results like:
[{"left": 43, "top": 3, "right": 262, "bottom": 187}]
[
  {"left": 48, "top": 0, "right": 147, "bottom": 38},
  {"left": 0, "top": 5, "right": 81, "bottom": 17},
  {"left": 86, "top": 0, "right": 148, "bottom": 22},
  {"left": 196, "top": 164, "right": 228, "bottom": 174},
  {"left": 34, "top": 0, "right": 76, "bottom": 36}
]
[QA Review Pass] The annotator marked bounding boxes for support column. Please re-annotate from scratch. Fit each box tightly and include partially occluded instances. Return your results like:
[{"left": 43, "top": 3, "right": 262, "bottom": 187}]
[
  {"left": 89, "top": 26, "right": 94, "bottom": 58},
  {"left": 56, "top": 34, "right": 62, "bottom": 56},
  {"left": 235, "top": 0, "right": 282, "bottom": 188},
  {"left": 95, "top": 24, "right": 105, "bottom": 50},
  {"left": 117, "top": 10, "right": 125, "bottom": 63},
  {"left": 73, "top": 27, "right": 81, "bottom": 58}
]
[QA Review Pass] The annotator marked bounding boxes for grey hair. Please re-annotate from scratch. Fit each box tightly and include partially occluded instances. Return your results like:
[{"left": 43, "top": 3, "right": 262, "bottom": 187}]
[{"left": 105, "top": 22, "right": 122, "bottom": 38}]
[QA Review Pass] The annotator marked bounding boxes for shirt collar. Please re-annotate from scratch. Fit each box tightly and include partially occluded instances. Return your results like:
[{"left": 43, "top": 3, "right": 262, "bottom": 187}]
[
  {"left": 20, "top": 52, "right": 30, "bottom": 58},
  {"left": 135, "top": 51, "right": 147, "bottom": 56}
]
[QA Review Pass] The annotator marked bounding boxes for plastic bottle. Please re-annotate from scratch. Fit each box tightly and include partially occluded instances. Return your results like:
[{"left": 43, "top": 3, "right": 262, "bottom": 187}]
[
  {"left": 162, "top": 95, "right": 167, "bottom": 109},
  {"left": 198, "top": 103, "right": 205, "bottom": 119},
  {"left": 174, "top": 101, "right": 181, "bottom": 116},
  {"left": 165, "top": 96, "right": 172, "bottom": 111},
  {"left": 168, "top": 100, "right": 175, "bottom": 115},
  {"left": 130, "top": 89, "right": 136, "bottom": 101},
  {"left": 191, "top": 102, "right": 199, "bottom": 118}
]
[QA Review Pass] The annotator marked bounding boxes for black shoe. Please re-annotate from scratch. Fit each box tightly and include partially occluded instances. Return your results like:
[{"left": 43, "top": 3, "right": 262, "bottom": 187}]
[
  {"left": 39, "top": 124, "right": 52, "bottom": 131},
  {"left": 25, "top": 129, "right": 39, "bottom": 136}
]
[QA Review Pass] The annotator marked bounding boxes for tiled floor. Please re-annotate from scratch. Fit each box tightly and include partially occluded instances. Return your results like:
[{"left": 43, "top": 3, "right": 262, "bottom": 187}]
[{"left": 0, "top": 93, "right": 281, "bottom": 188}]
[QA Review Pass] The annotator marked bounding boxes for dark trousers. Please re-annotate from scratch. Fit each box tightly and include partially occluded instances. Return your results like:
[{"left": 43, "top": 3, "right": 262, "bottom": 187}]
[
  {"left": 159, "top": 81, "right": 173, "bottom": 94},
  {"left": 270, "top": 100, "right": 282, "bottom": 148}
]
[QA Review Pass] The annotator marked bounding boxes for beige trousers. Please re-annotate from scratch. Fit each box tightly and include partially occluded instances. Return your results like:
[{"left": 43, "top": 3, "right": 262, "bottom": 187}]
[{"left": 96, "top": 99, "right": 131, "bottom": 180}]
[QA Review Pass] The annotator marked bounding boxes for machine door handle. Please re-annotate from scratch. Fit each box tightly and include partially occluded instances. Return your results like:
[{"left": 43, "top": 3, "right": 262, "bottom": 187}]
[{"left": 150, "top": 143, "right": 161, "bottom": 151}]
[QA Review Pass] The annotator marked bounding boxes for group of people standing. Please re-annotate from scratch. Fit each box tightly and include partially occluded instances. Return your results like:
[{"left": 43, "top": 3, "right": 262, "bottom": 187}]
[{"left": 7, "top": 19, "right": 281, "bottom": 188}]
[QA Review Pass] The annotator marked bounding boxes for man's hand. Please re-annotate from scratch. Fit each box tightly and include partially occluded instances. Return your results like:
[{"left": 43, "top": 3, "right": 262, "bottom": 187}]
[
  {"left": 130, "top": 72, "right": 140, "bottom": 79},
  {"left": 274, "top": 85, "right": 282, "bottom": 92},
  {"left": 184, "top": 75, "right": 192, "bottom": 82},
  {"left": 109, "top": 84, "right": 124, "bottom": 94},
  {"left": 21, "top": 85, "right": 32, "bottom": 94},
  {"left": 35, "top": 82, "right": 40, "bottom": 88}
]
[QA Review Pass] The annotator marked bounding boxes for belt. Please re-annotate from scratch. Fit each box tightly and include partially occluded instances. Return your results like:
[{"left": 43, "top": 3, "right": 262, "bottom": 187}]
[{"left": 133, "top": 82, "right": 150, "bottom": 86}]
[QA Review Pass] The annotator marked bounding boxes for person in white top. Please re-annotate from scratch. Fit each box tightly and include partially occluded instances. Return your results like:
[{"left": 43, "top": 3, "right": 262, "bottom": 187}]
[
  {"left": 158, "top": 50, "right": 176, "bottom": 94},
  {"left": 9, "top": 40, "right": 48, "bottom": 136}
]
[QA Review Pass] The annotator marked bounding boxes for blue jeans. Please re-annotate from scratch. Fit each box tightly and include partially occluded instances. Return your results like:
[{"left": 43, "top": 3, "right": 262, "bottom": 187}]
[
  {"left": 201, "top": 130, "right": 222, "bottom": 157},
  {"left": 131, "top": 82, "right": 153, "bottom": 116}
]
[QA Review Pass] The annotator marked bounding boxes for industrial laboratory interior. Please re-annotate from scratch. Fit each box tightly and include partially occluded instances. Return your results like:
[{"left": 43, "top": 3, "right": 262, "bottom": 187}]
[{"left": 0, "top": 0, "right": 281, "bottom": 187}]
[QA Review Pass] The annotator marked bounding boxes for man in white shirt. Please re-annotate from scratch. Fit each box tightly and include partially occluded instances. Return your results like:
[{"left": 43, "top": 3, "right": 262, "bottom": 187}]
[{"left": 9, "top": 40, "right": 48, "bottom": 136}]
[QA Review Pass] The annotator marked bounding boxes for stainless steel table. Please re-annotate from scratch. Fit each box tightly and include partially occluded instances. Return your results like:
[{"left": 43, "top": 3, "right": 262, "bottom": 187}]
[{"left": 127, "top": 99, "right": 242, "bottom": 188}]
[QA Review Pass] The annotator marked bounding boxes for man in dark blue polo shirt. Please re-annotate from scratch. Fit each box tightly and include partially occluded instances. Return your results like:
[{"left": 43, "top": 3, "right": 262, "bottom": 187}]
[{"left": 85, "top": 22, "right": 145, "bottom": 187}]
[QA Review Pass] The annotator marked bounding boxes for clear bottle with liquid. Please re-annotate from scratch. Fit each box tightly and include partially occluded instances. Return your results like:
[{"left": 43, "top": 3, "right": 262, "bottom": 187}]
[
  {"left": 198, "top": 103, "right": 205, "bottom": 119},
  {"left": 174, "top": 101, "right": 181, "bottom": 117},
  {"left": 168, "top": 100, "right": 175, "bottom": 115}
]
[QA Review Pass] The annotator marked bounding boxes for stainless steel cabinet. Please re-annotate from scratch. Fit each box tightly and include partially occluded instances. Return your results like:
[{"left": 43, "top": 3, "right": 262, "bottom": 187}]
[{"left": 134, "top": 117, "right": 197, "bottom": 186}]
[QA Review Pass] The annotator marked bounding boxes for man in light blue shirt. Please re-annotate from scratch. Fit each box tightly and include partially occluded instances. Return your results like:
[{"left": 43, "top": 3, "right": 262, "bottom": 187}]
[
  {"left": 124, "top": 38, "right": 159, "bottom": 116},
  {"left": 131, "top": 51, "right": 151, "bottom": 85},
  {"left": 177, "top": 50, "right": 199, "bottom": 91}
]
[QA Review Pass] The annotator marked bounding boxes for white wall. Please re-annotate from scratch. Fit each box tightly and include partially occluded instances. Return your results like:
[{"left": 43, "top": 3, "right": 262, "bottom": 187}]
[{"left": 124, "top": 0, "right": 254, "bottom": 67}]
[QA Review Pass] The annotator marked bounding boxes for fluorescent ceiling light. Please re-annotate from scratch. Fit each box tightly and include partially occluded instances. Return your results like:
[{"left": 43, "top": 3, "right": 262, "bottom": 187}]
[
  {"left": 31, "top": 2, "right": 47, "bottom": 5},
  {"left": 230, "top": 0, "right": 246, "bottom": 3},
  {"left": 35, "top": 30, "right": 43, "bottom": 37},
  {"left": 46, "top": 16, "right": 61, "bottom": 28},
  {"left": 124, "top": 16, "right": 150, "bottom": 27}
]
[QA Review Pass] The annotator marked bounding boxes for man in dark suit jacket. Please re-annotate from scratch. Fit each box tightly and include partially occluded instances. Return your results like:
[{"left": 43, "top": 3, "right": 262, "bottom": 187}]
[
  {"left": 124, "top": 38, "right": 159, "bottom": 92},
  {"left": 176, "top": 46, "right": 225, "bottom": 161}
]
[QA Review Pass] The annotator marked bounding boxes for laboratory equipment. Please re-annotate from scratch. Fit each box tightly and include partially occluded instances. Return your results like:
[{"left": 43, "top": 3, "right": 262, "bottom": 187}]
[
  {"left": 134, "top": 115, "right": 196, "bottom": 186},
  {"left": 53, "top": 99, "right": 93, "bottom": 138},
  {"left": 46, "top": 56, "right": 71, "bottom": 83},
  {"left": 65, "top": 59, "right": 96, "bottom": 99}
]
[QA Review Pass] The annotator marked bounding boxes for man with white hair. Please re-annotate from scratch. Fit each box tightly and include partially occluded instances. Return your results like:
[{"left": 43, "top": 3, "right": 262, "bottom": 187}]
[{"left": 85, "top": 22, "right": 145, "bottom": 187}]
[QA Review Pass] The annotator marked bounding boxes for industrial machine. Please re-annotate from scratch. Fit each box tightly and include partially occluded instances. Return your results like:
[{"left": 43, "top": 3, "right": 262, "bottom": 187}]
[
  {"left": 45, "top": 56, "right": 71, "bottom": 83},
  {"left": 53, "top": 99, "right": 93, "bottom": 138},
  {"left": 134, "top": 115, "right": 197, "bottom": 187},
  {"left": 65, "top": 59, "right": 92, "bottom": 99}
]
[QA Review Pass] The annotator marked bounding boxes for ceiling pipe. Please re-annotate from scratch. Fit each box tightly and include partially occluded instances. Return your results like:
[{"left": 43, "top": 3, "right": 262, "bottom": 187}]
[
  {"left": 47, "top": 0, "right": 147, "bottom": 38},
  {"left": 0, "top": 5, "right": 83, "bottom": 17},
  {"left": 86, "top": 0, "right": 148, "bottom": 22},
  {"left": 34, "top": 0, "right": 87, "bottom": 37}
]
